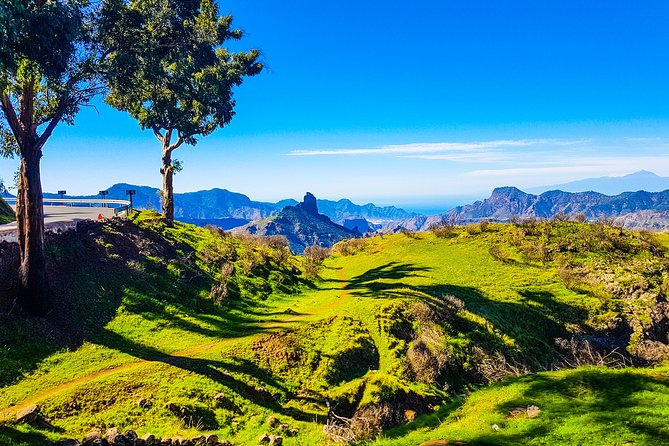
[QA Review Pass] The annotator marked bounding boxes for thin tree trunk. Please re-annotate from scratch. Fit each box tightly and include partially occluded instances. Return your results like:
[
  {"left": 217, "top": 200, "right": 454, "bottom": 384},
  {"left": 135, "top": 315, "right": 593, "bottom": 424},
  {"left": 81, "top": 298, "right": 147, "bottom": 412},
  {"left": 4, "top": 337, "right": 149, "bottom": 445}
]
[
  {"left": 17, "top": 145, "right": 50, "bottom": 315},
  {"left": 161, "top": 147, "right": 174, "bottom": 227}
]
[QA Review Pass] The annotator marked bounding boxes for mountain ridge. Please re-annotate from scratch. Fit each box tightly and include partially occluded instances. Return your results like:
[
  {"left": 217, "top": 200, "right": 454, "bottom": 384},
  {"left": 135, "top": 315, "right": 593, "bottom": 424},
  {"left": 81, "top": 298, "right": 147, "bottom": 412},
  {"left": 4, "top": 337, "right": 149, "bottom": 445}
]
[
  {"left": 62, "top": 183, "right": 415, "bottom": 230},
  {"left": 411, "top": 187, "right": 669, "bottom": 230},
  {"left": 528, "top": 170, "right": 669, "bottom": 195}
]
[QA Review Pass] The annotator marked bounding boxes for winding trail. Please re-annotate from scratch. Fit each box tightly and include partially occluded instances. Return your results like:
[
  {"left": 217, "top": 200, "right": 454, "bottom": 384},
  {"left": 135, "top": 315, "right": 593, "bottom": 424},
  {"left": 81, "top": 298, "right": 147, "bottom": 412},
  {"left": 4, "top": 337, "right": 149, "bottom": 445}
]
[{"left": 0, "top": 268, "right": 351, "bottom": 422}]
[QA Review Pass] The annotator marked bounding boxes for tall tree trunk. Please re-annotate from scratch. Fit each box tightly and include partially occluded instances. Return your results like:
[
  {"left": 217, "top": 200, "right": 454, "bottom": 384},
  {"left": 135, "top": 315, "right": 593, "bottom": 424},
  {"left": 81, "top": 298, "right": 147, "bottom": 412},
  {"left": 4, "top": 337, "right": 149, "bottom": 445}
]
[
  {"left": 161, "top": 147, "right": 174, "bottom": 227},
  {"left": 16, "top": 145, "right": 50, "bottom": 315}
]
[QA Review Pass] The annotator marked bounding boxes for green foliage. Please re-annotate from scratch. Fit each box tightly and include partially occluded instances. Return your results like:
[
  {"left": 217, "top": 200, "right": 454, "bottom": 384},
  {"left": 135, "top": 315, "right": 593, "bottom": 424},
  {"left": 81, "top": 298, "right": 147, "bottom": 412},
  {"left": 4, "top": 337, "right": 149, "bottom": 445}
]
[
  {"left": 100, "top": 0, "right": 263, "bottom": 146},
  {"left": 0, "top": 194, "right": 13, "bottom": 224}
]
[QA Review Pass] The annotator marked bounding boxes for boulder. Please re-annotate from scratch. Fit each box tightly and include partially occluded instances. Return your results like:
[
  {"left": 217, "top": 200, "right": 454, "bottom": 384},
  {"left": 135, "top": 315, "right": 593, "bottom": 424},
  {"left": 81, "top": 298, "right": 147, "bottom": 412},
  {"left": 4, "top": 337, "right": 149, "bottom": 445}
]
[
  {"left": 15, "top": 404, "right": 41, "bottom": 424},
  {"left": 58, "top": 440, "right": 81, "bottom": 446},
  {"left": 267, "top": 416, "right": 278, "bottom": 428},
  {"left": 84, "top": 429, "right": 103, "bottom": 443},
  {"left": 268, "top": 435, "right": 283, "bottom": 446},
  {"left": 258, "top": 433, "right": 270, "bottom": 443},
  {"left": 123, "top": 430, "right": 139, "bottom": 442},
  {"left": 204, "top": 434, "right": 218, "bottom": 445},
  {"left": 141, "top": 433, "right": 157, "bottom": 445}
]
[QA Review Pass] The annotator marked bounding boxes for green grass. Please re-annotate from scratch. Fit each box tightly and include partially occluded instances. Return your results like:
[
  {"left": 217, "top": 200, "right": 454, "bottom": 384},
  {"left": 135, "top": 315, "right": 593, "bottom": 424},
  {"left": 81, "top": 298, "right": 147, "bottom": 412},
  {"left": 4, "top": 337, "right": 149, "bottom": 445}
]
[
  {"left": 0, "top": 218, "right": 667, "bottom": 445},
  {"left": 374, "top": 365, "right": 669, "bottom": 446}
]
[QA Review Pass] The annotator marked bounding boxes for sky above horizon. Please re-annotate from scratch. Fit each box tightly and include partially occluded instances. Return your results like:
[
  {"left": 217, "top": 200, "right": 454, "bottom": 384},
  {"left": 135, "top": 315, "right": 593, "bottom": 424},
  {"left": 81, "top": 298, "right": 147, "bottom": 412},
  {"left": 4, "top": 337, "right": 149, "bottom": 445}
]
[{"left": 3, "top": 0, "right": 669, "bottom": 212}]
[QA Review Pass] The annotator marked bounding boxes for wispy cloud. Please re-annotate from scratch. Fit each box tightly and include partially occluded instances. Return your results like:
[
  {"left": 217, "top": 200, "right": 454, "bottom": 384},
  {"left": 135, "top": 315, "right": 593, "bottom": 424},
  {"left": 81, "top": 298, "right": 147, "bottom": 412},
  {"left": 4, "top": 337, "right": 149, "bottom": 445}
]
[{"left": 287, "top": 139, "right": 586, "bottom": 157}]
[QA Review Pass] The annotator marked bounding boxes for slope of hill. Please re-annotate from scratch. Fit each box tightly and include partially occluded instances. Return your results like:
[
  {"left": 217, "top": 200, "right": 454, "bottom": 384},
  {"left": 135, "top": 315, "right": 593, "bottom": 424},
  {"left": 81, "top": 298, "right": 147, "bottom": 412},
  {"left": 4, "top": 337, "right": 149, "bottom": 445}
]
[
  {"left": 529, "top": 170, "right": 669, "bottom": 195},
  {"left": 235, "top": 192, "right": 359, "bottom": 253},
  {"left": 1, "top": 217, "right": 668, "bottom": 445},
  {"left": 416, "top": 187, "right": 669, "bottom": 230},
  {"left": 0, "top": 196, "right": 14, "bottom": 224}
]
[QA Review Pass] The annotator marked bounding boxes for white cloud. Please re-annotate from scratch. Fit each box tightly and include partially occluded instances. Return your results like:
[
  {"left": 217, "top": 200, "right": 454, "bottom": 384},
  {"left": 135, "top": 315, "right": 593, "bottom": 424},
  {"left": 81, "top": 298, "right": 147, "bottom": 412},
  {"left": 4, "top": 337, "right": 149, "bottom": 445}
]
[{"left": 287, "top": 139, "right": 584, "bottom": 157}]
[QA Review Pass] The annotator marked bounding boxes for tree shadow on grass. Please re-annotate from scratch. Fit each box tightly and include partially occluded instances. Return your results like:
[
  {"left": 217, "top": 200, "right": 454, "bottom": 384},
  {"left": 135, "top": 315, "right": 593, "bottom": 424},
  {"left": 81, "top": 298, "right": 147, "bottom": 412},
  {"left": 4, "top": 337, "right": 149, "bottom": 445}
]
[
  {"left": 471, "top": 368, "right": 669, "bottom": 445},
  {"left": 413, "top": 284, "right": 590, "bottom": 366},
  {"left": 342, "top": 262, "right": 431, "bottom": 297},
  {"left": 0, "top": 425, "right": 55, "bottom": 446},
  {"left": 91, "top": 329, "right": 319, "bottom": 423},
  {"left": 0, "top": 218, "right": 287, "bottom": 387}
]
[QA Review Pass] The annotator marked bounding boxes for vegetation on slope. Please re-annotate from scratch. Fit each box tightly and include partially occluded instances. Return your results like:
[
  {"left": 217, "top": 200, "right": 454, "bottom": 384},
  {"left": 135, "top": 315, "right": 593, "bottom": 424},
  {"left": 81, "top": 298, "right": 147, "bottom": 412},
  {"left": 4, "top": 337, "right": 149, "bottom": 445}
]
[
  {"left": 0, "top": 196, "right": 14, "bottom": 224},
  {"left": 0, "top": 215, "right": 668, "bottom": 445}
]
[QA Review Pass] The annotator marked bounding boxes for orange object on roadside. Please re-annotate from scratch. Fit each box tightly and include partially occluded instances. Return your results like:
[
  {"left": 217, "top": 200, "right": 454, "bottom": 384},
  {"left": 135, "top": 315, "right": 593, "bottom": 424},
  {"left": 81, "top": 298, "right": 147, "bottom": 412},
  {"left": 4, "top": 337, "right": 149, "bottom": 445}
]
[{"left": 97, "top": 213, "right": 103, "bottom": 220}]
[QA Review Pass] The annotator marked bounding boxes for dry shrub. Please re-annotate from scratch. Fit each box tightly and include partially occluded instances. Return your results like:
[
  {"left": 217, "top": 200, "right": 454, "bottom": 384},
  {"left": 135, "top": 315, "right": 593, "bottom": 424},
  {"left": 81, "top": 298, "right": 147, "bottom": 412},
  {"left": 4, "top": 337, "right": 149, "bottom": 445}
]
[
  {"left": 324, "top": 389, "right": 432, "bottom": 443},
  {"left": 488, "top": 245, "right": 509, "bottom": 262},
  {"left": 633, "top": 340, "right": 669, "bottom": 362},
  {"left": 430, "top": 221, "right": 456, "bottom": 238},
  {"left": 333, "top": 238, "right": 367, "bottom": 256},
  {"left": 551, "top": 211, "right": 570, "bottom": 222},
  {"left": 209, "top": 262, "right": 235, "bottom": 304},
  {"left": 572, "top": 213, "right": 587, "bottom": 223},
  {"left": 479, "top": 219, "right": 489, "bottom": 232},
  {"left": 407, "top": 338, "right": 450, "bottom": 384},
  {"left": 471, "top": 347, "right": 529, "bottom": 383},
  {"left": 464, "top": 223, "right": 480, "bottom": 235},
  {"left": 554, "top": 337, "right": 631, "bottom": 368},
  {"left": 304, "top": 244, "right": 330, "bottom": 263},
  {"left": 400, "top": 229, "right": 418, "bottom": 238}
]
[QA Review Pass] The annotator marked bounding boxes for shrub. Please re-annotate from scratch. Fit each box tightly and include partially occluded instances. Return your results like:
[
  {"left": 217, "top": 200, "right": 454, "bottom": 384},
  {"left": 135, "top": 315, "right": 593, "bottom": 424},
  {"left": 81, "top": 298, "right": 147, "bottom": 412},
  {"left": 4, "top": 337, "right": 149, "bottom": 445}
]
[
  {"left": 430, "top": 220, "right": 456, "bottom": 238},
  {"left": 333, "top": 238, "right": 367, "bottom": 256},
  {"left": 488, "top": 245, "right": 508, "bottom": 262}
]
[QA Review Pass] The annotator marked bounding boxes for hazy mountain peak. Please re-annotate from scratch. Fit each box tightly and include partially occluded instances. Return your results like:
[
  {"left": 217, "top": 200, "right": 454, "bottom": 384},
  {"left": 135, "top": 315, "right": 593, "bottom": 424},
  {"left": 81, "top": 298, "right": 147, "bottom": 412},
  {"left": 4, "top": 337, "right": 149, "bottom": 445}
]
[{"left": 529, "top": 171, "right": 669, "bottom": 196}]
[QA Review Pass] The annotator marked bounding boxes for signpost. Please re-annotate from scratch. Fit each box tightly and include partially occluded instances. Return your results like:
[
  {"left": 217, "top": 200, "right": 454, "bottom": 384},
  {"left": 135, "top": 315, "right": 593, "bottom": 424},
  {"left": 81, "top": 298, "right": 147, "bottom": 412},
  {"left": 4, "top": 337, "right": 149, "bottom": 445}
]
[
  {"left": 99, "top": 190, "right": 109, "bottom": 207},
  {"left": 126, "top": 189, "right": 136, "bottom": 211},
  {"left": 58, "top": 190, "right": 66, "bottom": 205}
]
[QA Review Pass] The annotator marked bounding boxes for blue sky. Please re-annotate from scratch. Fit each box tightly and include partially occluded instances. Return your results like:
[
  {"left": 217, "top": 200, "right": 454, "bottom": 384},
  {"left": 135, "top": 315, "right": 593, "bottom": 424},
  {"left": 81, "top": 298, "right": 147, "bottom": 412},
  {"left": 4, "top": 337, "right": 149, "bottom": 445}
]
[{"left": 3, "top": 0, "right": 669, "bottom": 212}]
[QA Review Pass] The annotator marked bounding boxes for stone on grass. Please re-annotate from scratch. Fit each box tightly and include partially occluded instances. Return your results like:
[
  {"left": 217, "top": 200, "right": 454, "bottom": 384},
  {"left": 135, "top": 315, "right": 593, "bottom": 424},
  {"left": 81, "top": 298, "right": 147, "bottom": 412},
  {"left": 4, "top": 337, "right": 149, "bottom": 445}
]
[
  {"left": 84, "top": 429, "right": 103, "bottom": 443},
  {"left": 267, "top": 416, "right": 278, "bottom": 428},
  {"left": 58, "top": 440, "right": 81, "bottom": 446},
  {"left": 258, "top": 433, "right": 270, "bottom": 443},
  {"left": 15, "top": 404, "right": 41, "bottom": 424},
  {"left": 527, "top": 405, "right": 541, "bottom": 418},
  {"left": 268, "top": 435, "right": 283, "bottom": 446},
  {"left": 204, "top": 434, "right": 218, "bottom": 445}
]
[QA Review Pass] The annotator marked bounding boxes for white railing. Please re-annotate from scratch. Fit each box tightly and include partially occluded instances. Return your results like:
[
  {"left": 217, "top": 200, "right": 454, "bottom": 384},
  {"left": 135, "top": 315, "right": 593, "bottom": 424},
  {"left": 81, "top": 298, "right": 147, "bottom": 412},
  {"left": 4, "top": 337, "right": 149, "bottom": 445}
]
[{"left": 3, "top": 197, "right": 132, "bottom": 215}]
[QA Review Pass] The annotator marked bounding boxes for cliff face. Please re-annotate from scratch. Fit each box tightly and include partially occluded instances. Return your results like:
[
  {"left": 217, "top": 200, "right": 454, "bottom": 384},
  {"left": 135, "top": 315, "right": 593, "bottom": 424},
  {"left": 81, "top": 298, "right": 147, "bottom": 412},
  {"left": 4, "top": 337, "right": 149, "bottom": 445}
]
[{"left": 236, "top": 193, "right": 360, "bottom": 254}]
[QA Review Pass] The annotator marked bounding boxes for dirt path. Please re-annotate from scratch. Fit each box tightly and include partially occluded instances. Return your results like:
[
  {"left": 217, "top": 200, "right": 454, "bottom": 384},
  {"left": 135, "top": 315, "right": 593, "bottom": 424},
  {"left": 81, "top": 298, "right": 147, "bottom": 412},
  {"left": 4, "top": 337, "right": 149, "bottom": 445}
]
[{"left": 0, "top": 269, "right": 351, "bottom": 422}]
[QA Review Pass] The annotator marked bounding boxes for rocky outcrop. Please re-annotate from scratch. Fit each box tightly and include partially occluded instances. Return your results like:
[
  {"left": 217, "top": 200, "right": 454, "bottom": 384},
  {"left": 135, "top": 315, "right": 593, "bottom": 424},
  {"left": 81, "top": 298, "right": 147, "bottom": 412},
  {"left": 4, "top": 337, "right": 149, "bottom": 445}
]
[
  {"left": 296, "top": 192, "right": 319, "bottom": 215},
  {"left": 235, "top": 193, "right": 360, "bottom": 254}
]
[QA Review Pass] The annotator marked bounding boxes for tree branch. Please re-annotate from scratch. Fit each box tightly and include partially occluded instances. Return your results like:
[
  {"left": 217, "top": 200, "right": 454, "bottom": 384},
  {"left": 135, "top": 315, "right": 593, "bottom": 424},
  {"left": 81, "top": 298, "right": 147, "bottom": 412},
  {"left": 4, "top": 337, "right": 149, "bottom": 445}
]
[
  {"left": 0, "top": 92, "right": 23, "bottom": 148},
  {"left": 152, "top": 127, "right": 164, "bottom": 143}
]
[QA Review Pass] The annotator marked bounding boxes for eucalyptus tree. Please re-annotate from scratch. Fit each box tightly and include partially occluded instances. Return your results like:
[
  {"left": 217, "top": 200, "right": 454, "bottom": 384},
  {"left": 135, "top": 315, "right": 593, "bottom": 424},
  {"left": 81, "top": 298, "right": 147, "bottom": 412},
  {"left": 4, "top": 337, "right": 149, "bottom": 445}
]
[
  {"left": 0, "top": 0, "right": 103, "bottom": 314},
  {"left": 100, "top": 0, "right": 262, "bottom": 226}
]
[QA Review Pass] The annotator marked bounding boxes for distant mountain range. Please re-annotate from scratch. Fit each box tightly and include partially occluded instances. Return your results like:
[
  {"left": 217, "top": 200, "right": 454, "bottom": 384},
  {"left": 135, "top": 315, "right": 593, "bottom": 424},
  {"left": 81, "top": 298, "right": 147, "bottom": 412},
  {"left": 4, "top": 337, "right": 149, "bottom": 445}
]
[
  {"left": 59, "top": 183, "right": 415, "bottom": 231},
  {"left": 235, "top": 193, "right": 359, "bottom": 254},
  {"left": 529, "top": 170, "right": 669, "bottom": 195},
  {"left": 411, "top": 187, "right": 669, "bottom": 231}
]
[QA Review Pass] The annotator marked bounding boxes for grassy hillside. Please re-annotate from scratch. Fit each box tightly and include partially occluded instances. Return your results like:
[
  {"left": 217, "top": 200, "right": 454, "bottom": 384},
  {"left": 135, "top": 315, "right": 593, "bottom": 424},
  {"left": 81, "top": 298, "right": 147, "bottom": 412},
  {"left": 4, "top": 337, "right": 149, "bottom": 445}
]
[
  {"left": 0, "top": 216, "right": 668, "bottom": 445},
  {"left": 0, "top": 196, "right": 14, "bottom": 224}
]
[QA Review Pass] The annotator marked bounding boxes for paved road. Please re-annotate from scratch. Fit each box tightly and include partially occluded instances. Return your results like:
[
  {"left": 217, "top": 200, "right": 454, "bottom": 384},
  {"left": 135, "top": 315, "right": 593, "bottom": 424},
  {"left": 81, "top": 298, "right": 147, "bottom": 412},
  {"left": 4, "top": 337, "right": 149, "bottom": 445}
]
[{"left": 0, "top": 206, "right": 116, "bottom": 242}]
